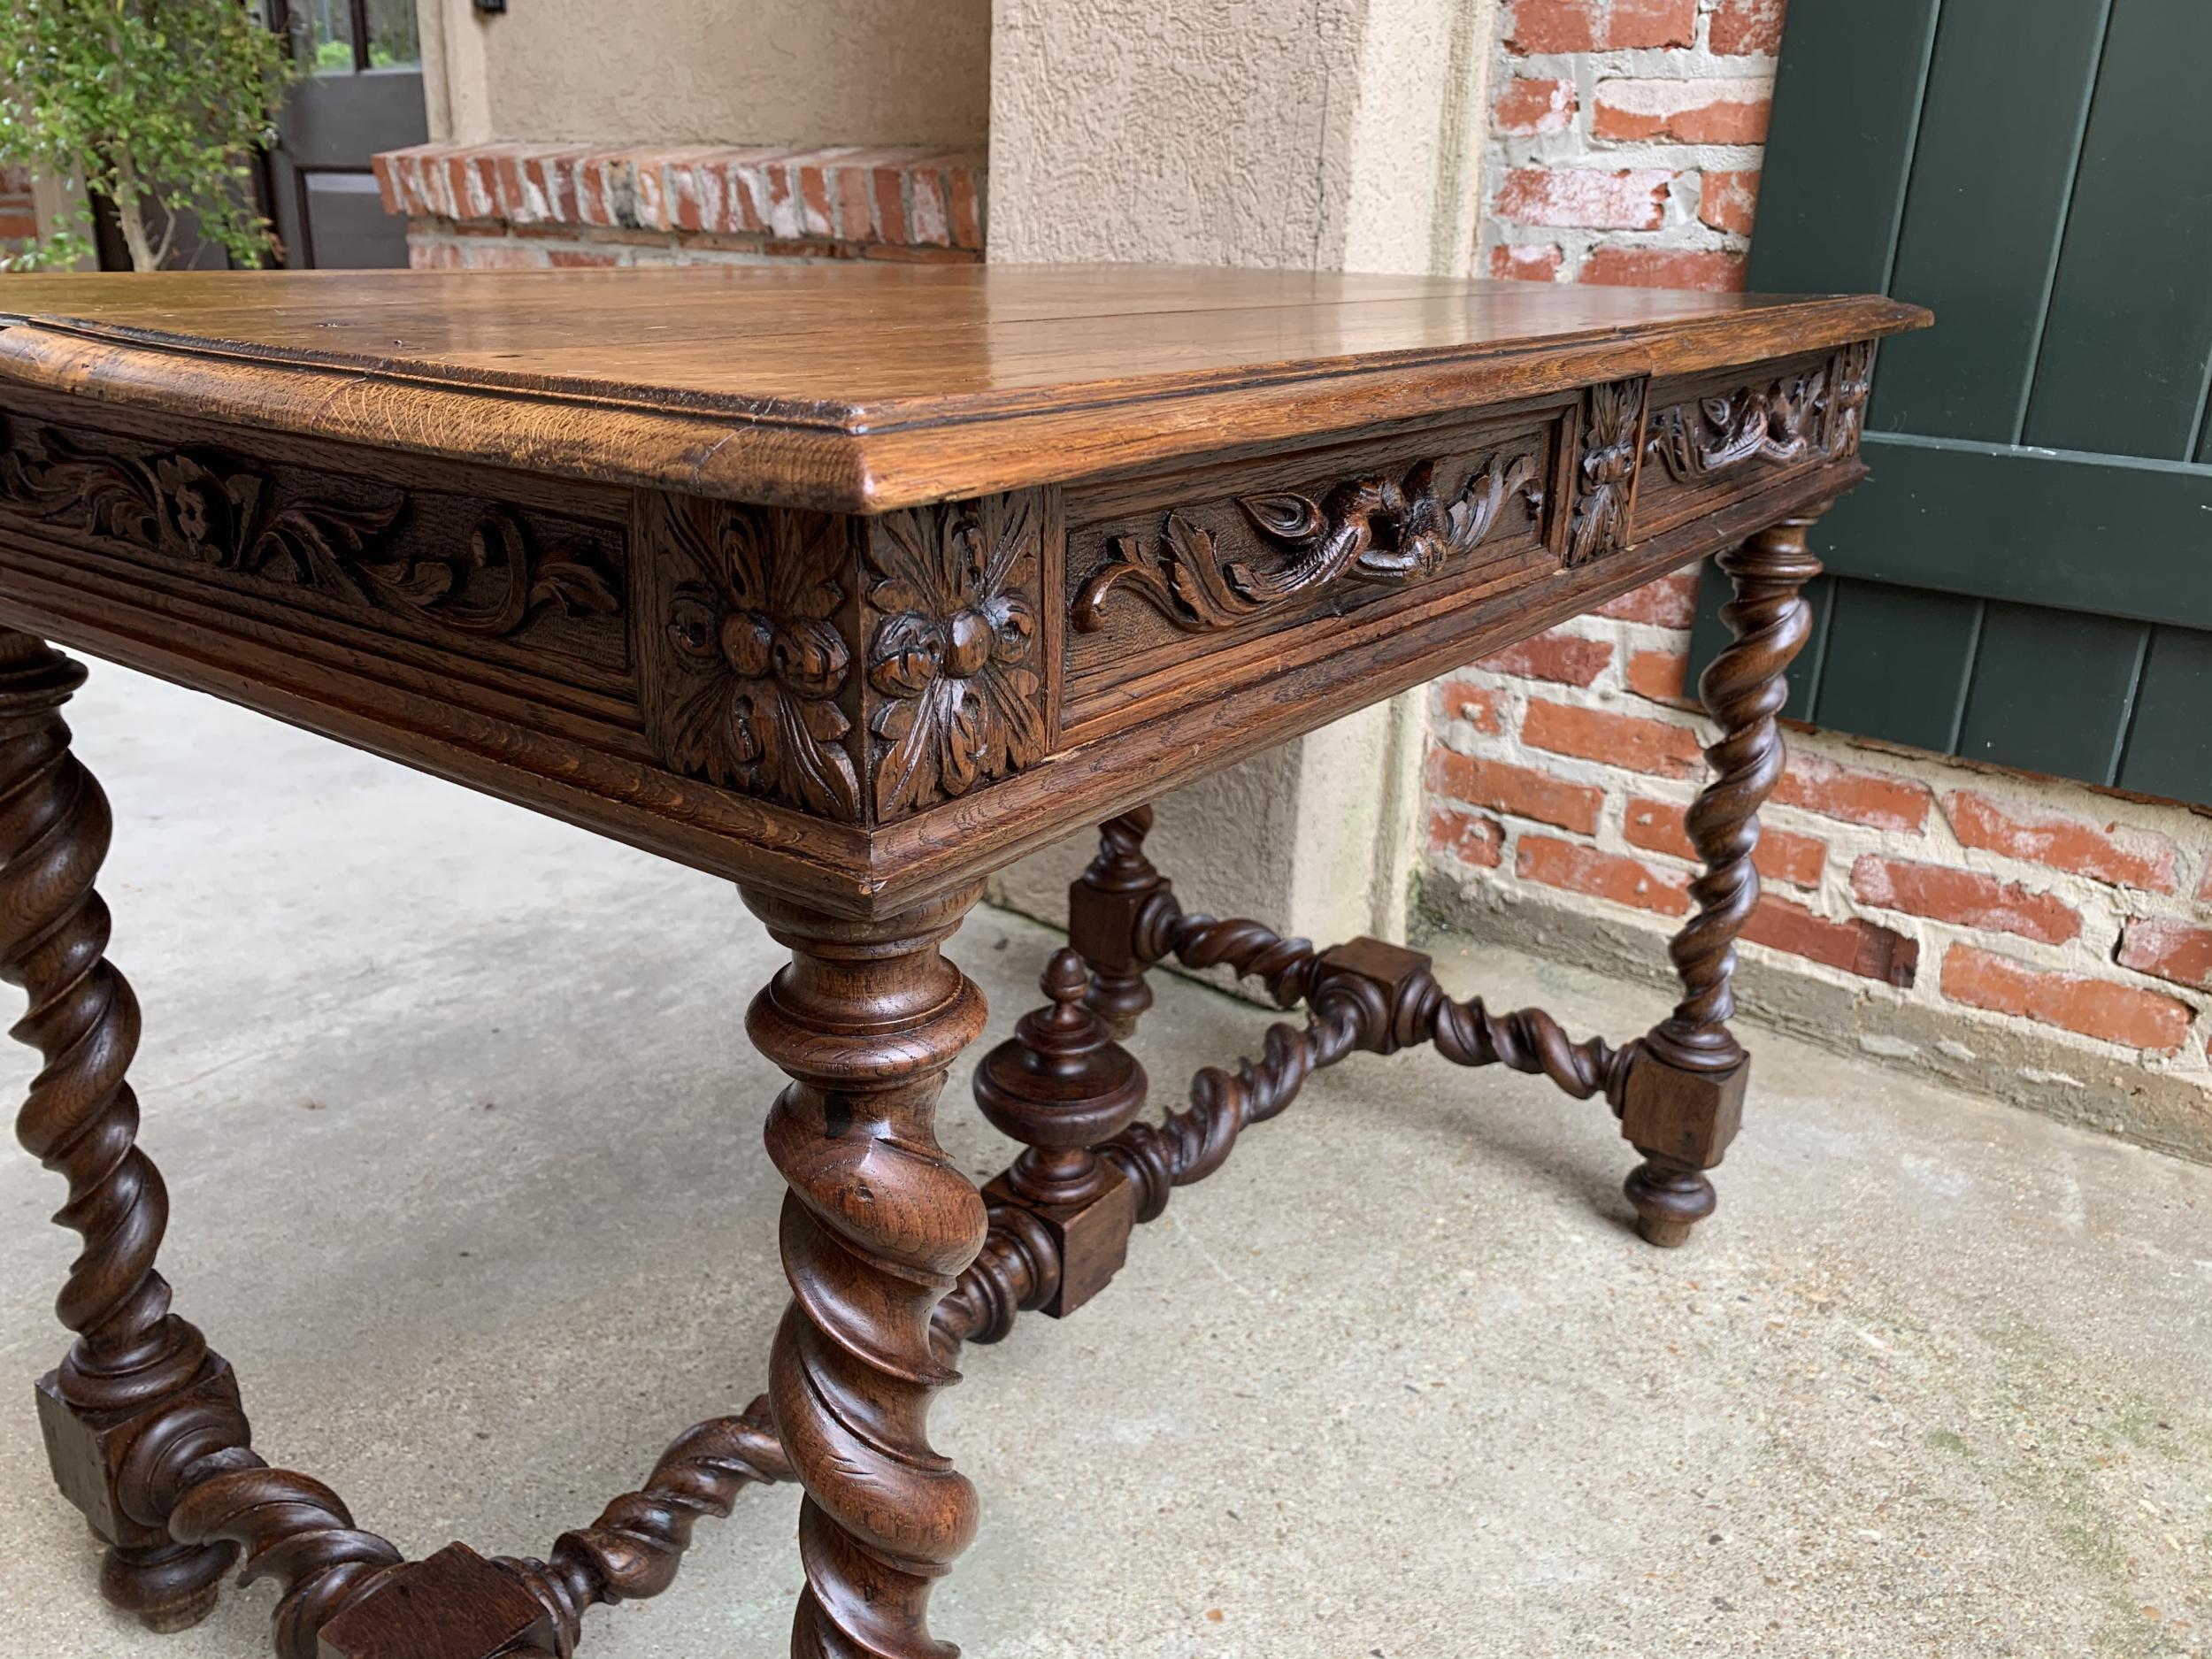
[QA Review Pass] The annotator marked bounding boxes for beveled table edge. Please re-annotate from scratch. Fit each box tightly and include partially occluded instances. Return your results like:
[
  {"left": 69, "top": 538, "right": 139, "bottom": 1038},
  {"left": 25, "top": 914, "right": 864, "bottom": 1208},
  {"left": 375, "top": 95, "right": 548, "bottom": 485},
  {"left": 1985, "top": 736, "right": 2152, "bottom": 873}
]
[{"left": 0, "top": 291, "right": 1929, "bottom": 512}]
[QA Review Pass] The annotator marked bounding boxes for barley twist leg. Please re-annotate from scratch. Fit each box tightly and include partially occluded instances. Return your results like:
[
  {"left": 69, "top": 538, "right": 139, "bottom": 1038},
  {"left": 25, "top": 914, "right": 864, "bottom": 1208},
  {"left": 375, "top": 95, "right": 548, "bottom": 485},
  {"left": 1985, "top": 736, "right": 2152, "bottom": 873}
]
[
  {"left": 1624, "top": 518, "right": 1822, "bottom": 1246},
  {"left": 745, "top": 886, "right": 991, "bottom": 1659},
  {"left": 0, "top": 630, "right": 248, "bottom": 1629}
]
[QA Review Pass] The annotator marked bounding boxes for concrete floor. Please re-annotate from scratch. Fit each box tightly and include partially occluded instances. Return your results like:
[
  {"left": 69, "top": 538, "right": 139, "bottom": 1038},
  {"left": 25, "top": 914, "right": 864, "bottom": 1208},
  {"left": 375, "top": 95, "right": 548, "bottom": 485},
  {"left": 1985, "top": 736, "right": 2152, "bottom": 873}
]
[{"left": 1, "top": 664, "right": 2208, "bottom": 1659}]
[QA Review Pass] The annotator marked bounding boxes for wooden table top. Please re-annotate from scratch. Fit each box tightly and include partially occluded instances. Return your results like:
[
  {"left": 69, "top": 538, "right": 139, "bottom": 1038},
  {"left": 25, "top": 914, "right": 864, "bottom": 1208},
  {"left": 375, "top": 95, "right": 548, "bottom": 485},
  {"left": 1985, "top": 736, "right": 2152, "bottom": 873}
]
[{"left": 0, "top": 265, "right": 1925, "bottom": 511}]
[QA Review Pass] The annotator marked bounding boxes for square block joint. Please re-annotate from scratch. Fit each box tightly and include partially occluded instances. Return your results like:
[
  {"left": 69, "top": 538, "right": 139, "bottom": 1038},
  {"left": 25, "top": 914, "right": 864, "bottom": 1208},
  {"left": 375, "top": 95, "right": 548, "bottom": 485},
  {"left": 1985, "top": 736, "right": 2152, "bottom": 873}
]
[
  {"left": 986, "top": 1164, "right": 1138, "bottom": 1319},
  {"left": 1316, "top": 937, "right": 1435, "bottom": 1052},
  {"left": 1068, "top": 879, "right": 1162, "bottom": 978},
  {"left": 317, "top": 1542, "right": 556, "bottom": 1659},
  {"left": 35, "top": 1354, "right": 241, "bottom": 1547},
  {"left": 1619, "top": 1052, "right": 1750, "bottom": 1170}
]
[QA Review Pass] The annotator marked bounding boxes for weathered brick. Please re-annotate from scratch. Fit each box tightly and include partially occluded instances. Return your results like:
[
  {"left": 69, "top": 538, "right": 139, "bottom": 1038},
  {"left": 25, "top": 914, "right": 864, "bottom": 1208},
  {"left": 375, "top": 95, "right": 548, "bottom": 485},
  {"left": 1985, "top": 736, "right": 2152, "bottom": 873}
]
[
  {"left": 1438, "top": 679, "right": 1506, "bottom": 735},
  {"left": 1942, "top": 946, "right": 2194, "bottom": 1053},
  {"left": 1517, "top": 836, "right": 1692, "bottom": 916},
  {"left": 814, "top": 154, "right": 867, "bottom": 240},
  {"left": 872, "top": 165, "right": 911, "bottom": 244},
  {"left": 1624, "top": 795, "right": 1826, "bottom": 887},
  {"left": 546, "top": 248, "right": 623, "bottom": 268},
  {"left": 1496, "top": 168, "right": 1676, "bottom": 232},
  {"left": 795, "top": 164, "right": 836, "bottom": 238},
  {"left": 371, "top": 153, "right": 403, "bottom": 218},
  {"left": 1710, "top": 0, "right": 1789, "bottom": 56},
  {"left": 1593, "top": 79, "right": 1773, "bottom": 144},
  {"left": 1478, "top": 628, "right": 1614, "bottom": 687},
  {"left": 1595, "top": 570, "right": 1699, "bottom": 627},
  {"left": 2199, "top": 861, "right": 2212, "bottom": 907},
  {"left": 1507, "top": 0, "right": 1697, "bottom": 53},
  {"left": 910, "top": 167, "right": 951, "bottom": 245},
  {"left": 1849, "top": 855, "right": 2081, "bottom": 946},
  {"left": 660, "top": 150, "right": 733, "bottom": 234},
  {"left": 721, "top": 151, "right": 775, "bottom": 234},
  {"left": 1429, "top": 804, "right": 1504, "bottom": 870},
  {"left": 1489, "top": 243, "right": 1565, "bottom": 281},
  {"left": 534, "top": 150, "right": 587, "bottom": 225},
  {"left": 1774, "top": 753, "right": 1932, "bottom": 833},
  {"left": 2115, "top": 918, "right": 2212, "bottom": 993},
  {"left": 469, "top": 151, "right": 507, "bottom": 220},
  {"left": 492, "top": 146, "right": 530, "bottom": 221},
  {"left": 1522, "top": 698, "right": 1704, "bottom": 778},
  {"left": 1494, "top": 77, "right": 1577, "bottom": 136},
  {"left": 1583, "top": 245, "right": 1747, "bottom": 291},
  {"left": 948, "top": 166, "right": 986, "bottom": 250},
  {"left": 1625, "top": 646, "right": 1692, "bottom": 704},
  {"left": 1943, "top": 792, "right": 2180, "bottom": 894},
  {"left": 1743, "top": 895, "right": 1918, "bottom": 986},
  {"left": 1427, "top": 748, "right": 1603, "bottom": 835},
  {"left": 1698, "top": 169, "right": 1761, "bottom": 235}
]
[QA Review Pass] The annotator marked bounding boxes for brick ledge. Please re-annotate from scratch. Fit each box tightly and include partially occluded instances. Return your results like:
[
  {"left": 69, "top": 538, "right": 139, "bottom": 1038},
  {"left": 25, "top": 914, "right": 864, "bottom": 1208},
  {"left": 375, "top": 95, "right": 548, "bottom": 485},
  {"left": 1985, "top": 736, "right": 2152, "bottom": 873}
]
[{"left": 373, "top": 142, "right": 985, "bottom": 254}]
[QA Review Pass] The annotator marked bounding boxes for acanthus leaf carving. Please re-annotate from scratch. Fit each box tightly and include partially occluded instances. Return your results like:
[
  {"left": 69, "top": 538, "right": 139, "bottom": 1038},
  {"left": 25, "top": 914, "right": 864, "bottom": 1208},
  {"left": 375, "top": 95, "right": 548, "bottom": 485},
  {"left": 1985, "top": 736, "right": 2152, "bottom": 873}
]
[
  {"left": 1566, "top": 377, "right": 1646, "bottom": 567},
  {"left": 1074, "top": 448, "right": 1544, "bottom": 635},
  {"left": 865, "top": 490, "right": 1047, "bottom": 819},
  {"left": 339, "top": 509, "right": 622, "bottom": 637},
  {"left": 1645, "top": 368, "right": 1824, "bottom": 483},
  {"left": 647, "top": 495, "right": 861, "bottom": 822},
  {"left": 0, "top": 418, "right": 620, "bottom": 643},
  {"left": 1644, "top": 340, "right": 1878, "bottom": 486}
]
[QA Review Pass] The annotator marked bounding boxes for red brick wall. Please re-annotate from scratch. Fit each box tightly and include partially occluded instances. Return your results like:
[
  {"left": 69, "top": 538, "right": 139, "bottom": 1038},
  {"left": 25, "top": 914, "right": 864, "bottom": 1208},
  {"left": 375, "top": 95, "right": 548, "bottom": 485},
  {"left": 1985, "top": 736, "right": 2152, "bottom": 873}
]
[
  {"left": 374, "top": 144, "right": 985, "bottom": 269},
  {"left": 0, "top": 167, "right": 40, "bottom": 265},
  {"left": 1485, "top": 0, "right": 1780, "bottom": 288},
  {"left": 1451, "top": 0, "right": 2212, "bottom": 1145}
]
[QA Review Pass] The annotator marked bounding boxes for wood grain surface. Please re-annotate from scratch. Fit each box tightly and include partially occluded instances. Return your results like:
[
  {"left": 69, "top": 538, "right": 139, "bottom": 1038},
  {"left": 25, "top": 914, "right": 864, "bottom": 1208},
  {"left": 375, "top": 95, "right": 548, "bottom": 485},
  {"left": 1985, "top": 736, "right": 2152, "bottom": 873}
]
[{"left": 0, "top": 266, "right": 1925, "bottom": 511}]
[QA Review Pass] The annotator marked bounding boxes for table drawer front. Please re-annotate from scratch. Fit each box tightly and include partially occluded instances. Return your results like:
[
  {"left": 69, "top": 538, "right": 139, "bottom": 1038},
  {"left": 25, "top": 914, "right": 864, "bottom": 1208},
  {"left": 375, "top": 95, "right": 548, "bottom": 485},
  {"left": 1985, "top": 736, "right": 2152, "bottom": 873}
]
[
  {"left": 1060, "top": 406, "right": 1568, "bottom": 730},
  {"left": 1632, "top": 342, "right": 1872, "bottom": 542},
  {"left": 0, "top": 411, "right": 632, "bottom": 681}
]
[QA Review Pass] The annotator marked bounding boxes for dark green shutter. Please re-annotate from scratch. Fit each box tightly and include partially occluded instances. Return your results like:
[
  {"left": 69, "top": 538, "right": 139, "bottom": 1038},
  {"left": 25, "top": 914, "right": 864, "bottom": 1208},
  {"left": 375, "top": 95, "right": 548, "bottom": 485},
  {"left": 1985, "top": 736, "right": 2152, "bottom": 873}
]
[{"left": 1687, "top": 0, "right": 2212, "bottom": 807}]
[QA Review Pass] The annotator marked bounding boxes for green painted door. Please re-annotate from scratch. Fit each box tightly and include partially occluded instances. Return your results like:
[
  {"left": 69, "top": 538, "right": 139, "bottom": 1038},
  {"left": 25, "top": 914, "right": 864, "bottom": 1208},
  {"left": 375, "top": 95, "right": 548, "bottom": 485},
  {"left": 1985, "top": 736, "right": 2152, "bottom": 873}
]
[{"left": 1686, "top": 0, "right": 2212, "bottom": 806}]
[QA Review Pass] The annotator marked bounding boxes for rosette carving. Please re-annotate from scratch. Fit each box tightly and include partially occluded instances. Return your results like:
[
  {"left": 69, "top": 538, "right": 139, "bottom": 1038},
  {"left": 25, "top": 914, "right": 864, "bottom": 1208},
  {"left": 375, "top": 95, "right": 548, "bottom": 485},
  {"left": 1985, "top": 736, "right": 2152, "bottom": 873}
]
[
  {"left": 640, "top": 494, "right": 861, "bottom": 820},
  {"left": 864, "top": 490, "right": 1047, "bottom": 819}
]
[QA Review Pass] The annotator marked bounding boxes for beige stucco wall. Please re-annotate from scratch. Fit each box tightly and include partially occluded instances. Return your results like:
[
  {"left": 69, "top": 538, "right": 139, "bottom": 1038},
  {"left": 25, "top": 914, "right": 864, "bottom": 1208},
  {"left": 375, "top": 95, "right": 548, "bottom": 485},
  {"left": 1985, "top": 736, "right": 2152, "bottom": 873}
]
[
  {"left": 988, "top": 0, "right": 1494, "bottom": 273},
  {"left": 415, "top": 0, "right": 992, "bottom": 148},
  {"left": 985, "top": 0, "right": 1494, "bottom": 949}
]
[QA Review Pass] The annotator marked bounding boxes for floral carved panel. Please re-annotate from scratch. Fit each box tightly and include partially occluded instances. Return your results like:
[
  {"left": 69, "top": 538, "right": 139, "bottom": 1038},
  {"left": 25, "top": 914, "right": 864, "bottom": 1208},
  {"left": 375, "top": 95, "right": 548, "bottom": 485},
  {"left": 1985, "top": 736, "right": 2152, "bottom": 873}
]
[
  {"left": 636, "top": 487, "right": 1050, "bottom": 825},
  {"left": 864, "top": 490, "right": 1048, "bottom": 821},
  {"left": 637, "top": 492, "right": 863, "bottom": 822}
]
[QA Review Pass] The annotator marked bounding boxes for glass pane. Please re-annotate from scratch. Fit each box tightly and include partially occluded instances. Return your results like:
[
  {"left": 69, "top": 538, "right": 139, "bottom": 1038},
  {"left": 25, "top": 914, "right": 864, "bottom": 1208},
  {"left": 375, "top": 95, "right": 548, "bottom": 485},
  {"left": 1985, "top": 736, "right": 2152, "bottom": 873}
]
[
  {"left": 295, "top": 0, "right": 357, "bottom": 74},
  {"left": 364, "top": 0, "right": 420, "bottom": 68}
]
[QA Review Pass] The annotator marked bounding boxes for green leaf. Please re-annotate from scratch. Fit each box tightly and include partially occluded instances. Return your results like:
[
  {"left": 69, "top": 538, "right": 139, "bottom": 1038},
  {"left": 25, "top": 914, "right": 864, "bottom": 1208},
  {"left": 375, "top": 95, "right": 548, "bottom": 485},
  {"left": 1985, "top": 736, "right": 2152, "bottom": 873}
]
[{"left": 0, "top": 0, "right": 296, "bottom": 270}]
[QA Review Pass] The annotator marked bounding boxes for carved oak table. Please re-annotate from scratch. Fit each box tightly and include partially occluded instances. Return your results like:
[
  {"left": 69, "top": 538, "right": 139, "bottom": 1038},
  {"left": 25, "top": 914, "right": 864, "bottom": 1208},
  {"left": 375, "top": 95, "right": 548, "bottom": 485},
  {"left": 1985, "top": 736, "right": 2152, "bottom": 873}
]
[{"left": 0, "top": 266, "right": 1926, "bottom": 1657}]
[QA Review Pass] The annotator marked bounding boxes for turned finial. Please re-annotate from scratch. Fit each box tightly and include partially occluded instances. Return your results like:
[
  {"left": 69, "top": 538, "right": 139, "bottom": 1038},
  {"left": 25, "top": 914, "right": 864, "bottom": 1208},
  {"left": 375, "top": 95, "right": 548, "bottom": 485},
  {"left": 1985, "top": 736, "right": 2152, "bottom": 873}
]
[{"left": 974, "top": 948, "right": 1148, "bottom": 1208}]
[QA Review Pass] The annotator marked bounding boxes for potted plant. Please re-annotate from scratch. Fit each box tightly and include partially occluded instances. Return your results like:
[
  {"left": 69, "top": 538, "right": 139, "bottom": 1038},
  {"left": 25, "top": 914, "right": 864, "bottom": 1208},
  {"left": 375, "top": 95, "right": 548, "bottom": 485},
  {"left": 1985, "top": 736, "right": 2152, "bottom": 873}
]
[{"left": 0, "top": 0, "right": 294, "bottom": 271}]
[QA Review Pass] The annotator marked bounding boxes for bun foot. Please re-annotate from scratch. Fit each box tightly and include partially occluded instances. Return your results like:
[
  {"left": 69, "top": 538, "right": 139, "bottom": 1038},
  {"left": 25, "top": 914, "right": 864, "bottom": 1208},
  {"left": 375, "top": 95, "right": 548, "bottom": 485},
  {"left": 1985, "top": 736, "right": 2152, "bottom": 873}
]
[
  {"left": 102, "top": 1540, "right": 235, "bottom": 1633},
  {"left": 1624, "top": 1158, "right": 1715, "bottom": 1249}
]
